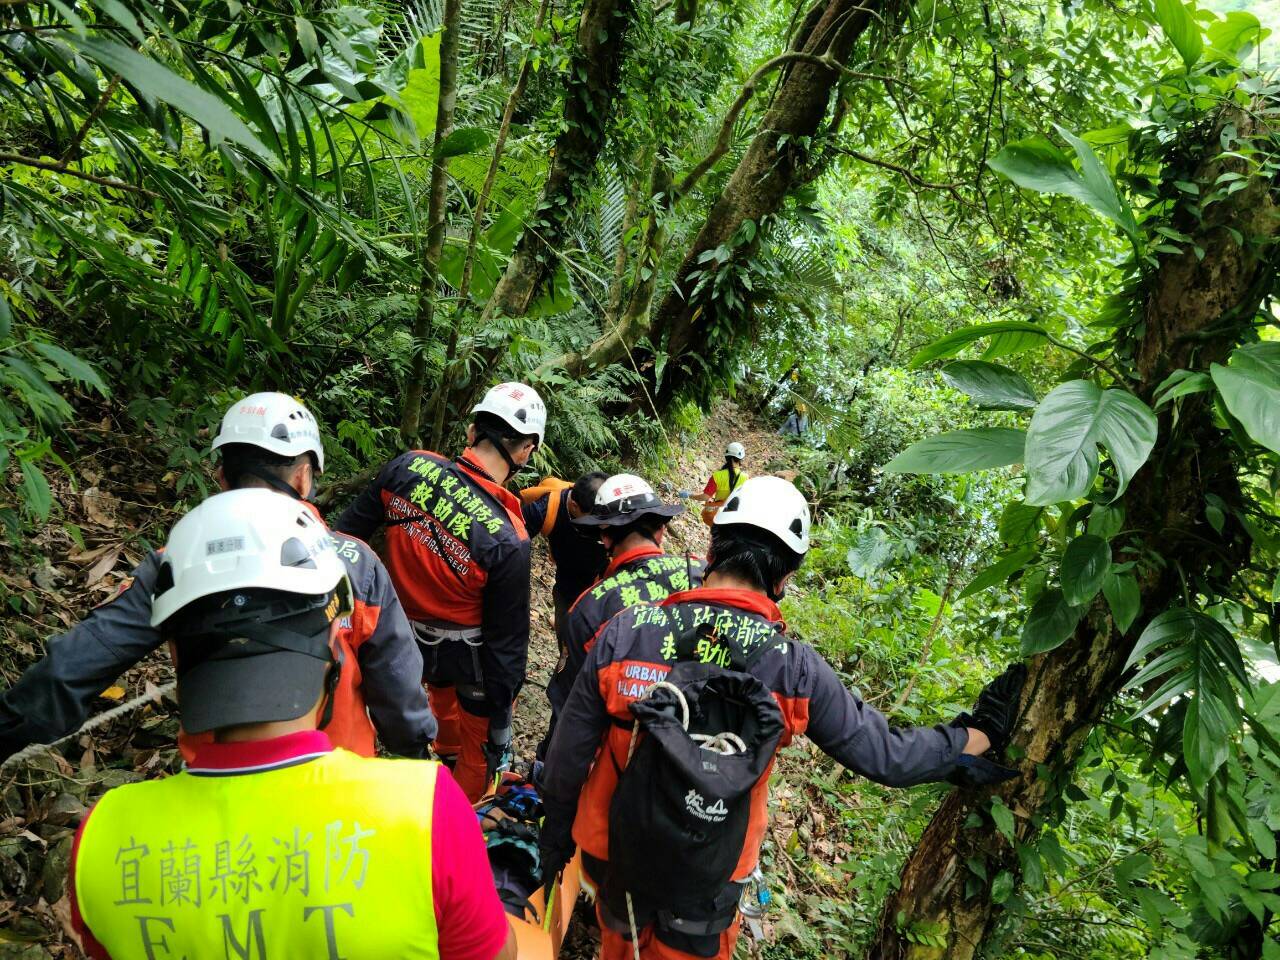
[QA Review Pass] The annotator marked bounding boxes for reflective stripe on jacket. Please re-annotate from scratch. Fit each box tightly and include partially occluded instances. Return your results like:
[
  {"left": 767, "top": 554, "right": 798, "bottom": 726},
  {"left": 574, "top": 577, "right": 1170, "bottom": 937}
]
[
  {"left": 74, "top": 747, "right": 440, "bottom": 959},
  {"left": 541, "top": 588, "right": 968, "bottom": 882}
]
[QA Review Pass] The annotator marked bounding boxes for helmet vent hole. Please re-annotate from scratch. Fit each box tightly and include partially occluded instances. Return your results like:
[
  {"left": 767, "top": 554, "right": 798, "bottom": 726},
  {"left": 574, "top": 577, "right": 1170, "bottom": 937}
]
[
  {"left": 270, "top": 423, "right": 290, "bottom": 441},
  {"left": 280, "top": 537, "right": 317, "bottom": 569}
]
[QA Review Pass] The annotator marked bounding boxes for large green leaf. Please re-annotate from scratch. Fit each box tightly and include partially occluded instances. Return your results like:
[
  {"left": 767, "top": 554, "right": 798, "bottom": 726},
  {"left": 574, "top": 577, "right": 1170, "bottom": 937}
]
[
  {"left": 1102, "top": 571, "right": 1140, "bottom": 634},
  {"left": 1126, "top": 608, "right": 1249, "bottom": 786},
  {"left": 1021, "top": 588, "right": 1084, "bottom": 655},
  {"left": 847, "top": 527, "right": 895, "bottom": 578},
  {"left": 999, "top": 501, "right": 1044, "bottom": 545},
  {"left": 31, "top": 342, "right": 109, "bottom": 395},
  {"left": 941, "top": 361, "right": 1038, "bottom": 410},
  {"left": 19, "top": 460, "right": 52, "bottom": 521},
  {"left": 989, "top": 129, "right": 1139, "bottom": 250},
  {"left": 436, "top": 126, "right": 492, "bottom": 159},
  {"left": 1211, "top": 343, "right": 1280, "bottom": 454},
  {"left": 909, "top": 321, "right": 1048, "bottom": 369},
  {"left": 959, "top": 546, "right": 1036, "bottom": 599},
  {"left": 1206, "top": 11, "right": 1268, "bottom": 59},
  {"left": 71, "top": 37, "right": 274, "bottom": 163},
  {"left": 1024, "top": 380, "right": 1157, "bottom": 506},
  {"left": 1061, "top": 534, "right": 1110, "bottom": 606},
  {"left": 1154, "top": 0, "right": 1204, "bottom": 69},
  {"left": 883, "top": 428, "right": 1026, "bottom": 475}
]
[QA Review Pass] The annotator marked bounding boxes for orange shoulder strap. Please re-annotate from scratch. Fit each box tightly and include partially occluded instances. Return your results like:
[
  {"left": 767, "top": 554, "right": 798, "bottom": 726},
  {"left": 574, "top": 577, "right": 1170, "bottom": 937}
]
[{"left": 519, "top": 477, "right": 573, "bottom": 536}]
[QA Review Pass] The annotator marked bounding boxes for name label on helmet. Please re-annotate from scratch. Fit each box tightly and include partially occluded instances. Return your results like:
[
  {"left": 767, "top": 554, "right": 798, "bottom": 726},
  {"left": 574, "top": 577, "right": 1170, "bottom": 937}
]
[{"left": 206, "top": 537, "right": 246, "bottom": 556}]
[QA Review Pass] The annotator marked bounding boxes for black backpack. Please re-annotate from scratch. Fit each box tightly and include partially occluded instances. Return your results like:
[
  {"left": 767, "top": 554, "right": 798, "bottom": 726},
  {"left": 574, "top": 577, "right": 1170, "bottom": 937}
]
[{"left": 604, "top": 621, "right": 785, "bottom": 920}]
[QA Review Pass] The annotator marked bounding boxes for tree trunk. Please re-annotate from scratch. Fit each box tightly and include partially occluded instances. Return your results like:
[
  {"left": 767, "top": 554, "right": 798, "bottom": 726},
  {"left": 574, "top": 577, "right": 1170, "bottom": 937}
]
[
  {"left": 869, "top": 106, "right": 1279, "bottom": 960},
  {"left": 480, "top": 0, "right": 636, "bottom": 322},
  {"left": 399, "top": 0, "right": 463, "bottom": 447},
  {"left": 642, "top": 0, "right": 893, "bottom": 409},
  {"left": 428, "top": 0, "right": 551, "bottom": 449}
]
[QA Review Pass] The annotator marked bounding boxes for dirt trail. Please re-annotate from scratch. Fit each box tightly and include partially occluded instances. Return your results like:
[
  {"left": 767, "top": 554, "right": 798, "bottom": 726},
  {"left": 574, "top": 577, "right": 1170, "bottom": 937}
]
[
  {"left": 515, "top": 399, "right": 788, "bottom": 759},
  {"left": 0, "top": 400, "right": 792, "bottom": 957}
]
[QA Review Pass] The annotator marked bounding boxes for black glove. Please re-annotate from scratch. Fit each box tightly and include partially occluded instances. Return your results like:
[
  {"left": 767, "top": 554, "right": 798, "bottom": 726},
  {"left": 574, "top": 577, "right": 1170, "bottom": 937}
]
[
  {"left": 482, "top": 725, "right": 514, "bottom": 786},
  {"left": 539, "top": 802, "right": 576, "bottom": 887},
  {"left": 946, "top": 753, "right": 1020, "bottom": 787},
  {"left": 956, "top": 663, "right": 1026, "bottom": 755}
]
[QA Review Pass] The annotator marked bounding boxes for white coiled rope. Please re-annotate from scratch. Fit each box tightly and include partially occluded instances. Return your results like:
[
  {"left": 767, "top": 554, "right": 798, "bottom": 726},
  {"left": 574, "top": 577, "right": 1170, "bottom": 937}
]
[
  {"left": 623, "top": 680, "right": 747, "bottom": 960},
  {"left": 0, "top": 681, "right": 176, "bottom": 774}
]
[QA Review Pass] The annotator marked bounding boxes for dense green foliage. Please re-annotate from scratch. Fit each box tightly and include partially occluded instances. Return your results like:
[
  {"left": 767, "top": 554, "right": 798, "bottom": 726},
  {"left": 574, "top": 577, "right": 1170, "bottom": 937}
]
[{"left": 3, "top": 0, "right": 1279, "bottom": 957}]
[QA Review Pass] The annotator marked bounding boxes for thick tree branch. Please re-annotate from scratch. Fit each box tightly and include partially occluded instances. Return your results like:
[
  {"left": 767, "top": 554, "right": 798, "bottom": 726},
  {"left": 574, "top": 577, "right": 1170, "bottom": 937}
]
[{"left": 0, "top": 152, "right": 159, "bottom": 199}]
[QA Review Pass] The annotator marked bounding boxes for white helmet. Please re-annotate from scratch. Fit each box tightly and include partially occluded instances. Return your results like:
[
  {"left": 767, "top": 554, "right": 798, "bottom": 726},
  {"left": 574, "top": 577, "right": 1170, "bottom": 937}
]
[
  {"left": 713, "top": 475, "right": 810, "bottom": 555},
  {"left": 574, "top": 473, "right": 683, "bottom": 527},
  {"left": 472, "top": 382, "right": 546, "bottom": 446},
  {"left": 726, "top": 442, "right": 746, "bottom": 461},
  {"left": 212, "top": 392, "right": 325, "bottom": 472},
  {"left": 150, "top": 489, "right": 348, "bottom": 627}
]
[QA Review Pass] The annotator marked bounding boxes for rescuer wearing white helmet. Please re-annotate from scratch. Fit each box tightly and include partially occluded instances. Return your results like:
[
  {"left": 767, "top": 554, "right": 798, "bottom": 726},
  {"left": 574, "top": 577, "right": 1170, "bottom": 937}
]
[
  {"left": 690, "top": 440, "right": 750, "bottom": 525},
  {"left": 541, "top": 476, "right": 1027, "bottom": 960},
  {"left": 537, "top": 474, "right": 702, "bottom": 754},
  {"left": 335, "top": 381, "right": 546, "bottom": 801},
  {"left": 0, "top": 393, "right": 435, "bottom": 764},
  {"left": 69, "top": 491, "right": 516, "bottom": 960}
]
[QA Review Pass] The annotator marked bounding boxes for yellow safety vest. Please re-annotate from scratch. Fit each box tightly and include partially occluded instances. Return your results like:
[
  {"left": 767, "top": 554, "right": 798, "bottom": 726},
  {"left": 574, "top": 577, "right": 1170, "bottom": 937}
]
[
  {"left": 75, "top": 750, "right": 440, "bottom": 960},
  {"left": 711, "top": 467, "right": 749, "bottom": 502}
]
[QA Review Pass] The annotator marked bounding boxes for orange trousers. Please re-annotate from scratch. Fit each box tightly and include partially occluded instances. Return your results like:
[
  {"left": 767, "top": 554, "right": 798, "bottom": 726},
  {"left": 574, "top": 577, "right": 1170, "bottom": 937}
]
[
  {"left": 427, "top": 684, "right": 491, "bottom": 802},
  {"left": 584, "top": 864, "right": 743, "bottom": 960},
  {"left": 598, "top": 915, "right": 741, "bottom": 960}
]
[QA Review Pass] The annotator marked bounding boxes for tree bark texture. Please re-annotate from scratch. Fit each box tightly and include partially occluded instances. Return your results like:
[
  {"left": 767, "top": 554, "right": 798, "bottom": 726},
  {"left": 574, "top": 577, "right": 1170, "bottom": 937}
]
[
  {"left": 481, "top": 0, "right": 636, "bottom": 322},
  {"left": 428, "top": 0, "right": 551, "bottom": 449},
  {"left": 869, "top": 107, "right": 1280, "bottom": 960},
  {"left": 645, "top": 0, "right": 894, "bottom": 409},
  {"left": 399, "top": 0, "right": 463, "bottom": 446}
]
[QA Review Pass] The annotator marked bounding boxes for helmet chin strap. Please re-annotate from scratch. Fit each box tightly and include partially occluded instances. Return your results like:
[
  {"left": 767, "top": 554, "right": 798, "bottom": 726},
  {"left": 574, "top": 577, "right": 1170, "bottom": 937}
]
[
  {"left": 238, "top": 465, "right": 313, "bottom": 503},
  {"left": 474, "top": 426, "right": 530, "bottom": 481},
  {"left": 318, "top": 649, "right": 343, "bottom": 731}
]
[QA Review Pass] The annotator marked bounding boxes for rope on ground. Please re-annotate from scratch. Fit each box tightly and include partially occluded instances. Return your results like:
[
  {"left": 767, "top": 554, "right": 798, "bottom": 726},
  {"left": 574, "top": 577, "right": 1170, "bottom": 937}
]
[{"left": 0, "top": 680, "right": 176, "bottom": 773}]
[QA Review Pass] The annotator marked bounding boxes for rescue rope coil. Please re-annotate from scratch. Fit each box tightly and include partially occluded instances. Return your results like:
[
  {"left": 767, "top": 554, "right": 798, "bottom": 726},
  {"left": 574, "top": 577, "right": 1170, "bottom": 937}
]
[{"left": 0, "top": 681, "right": 177, "bottom": 774}]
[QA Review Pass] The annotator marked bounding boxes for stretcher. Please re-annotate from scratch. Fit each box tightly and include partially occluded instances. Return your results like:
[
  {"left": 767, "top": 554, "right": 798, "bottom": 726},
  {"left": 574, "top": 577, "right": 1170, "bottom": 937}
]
[
  {"left": 511, "top": 852, "right": 582, "bottom": 960},
  {"left": 479, "top": 773, "right": 583, "bottom": 960}
]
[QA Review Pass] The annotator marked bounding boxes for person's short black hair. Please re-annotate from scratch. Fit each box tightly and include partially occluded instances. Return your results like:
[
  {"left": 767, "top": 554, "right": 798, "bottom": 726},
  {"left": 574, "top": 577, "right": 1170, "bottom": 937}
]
[
  {"left": 219, "top": 443, "right": 312, "bottom": 490},
  {"left": 572, "top": 471, "right": 608, "bottom": 512},
  {"left": 603, "top": 514, "right": 669, "bottom": 546},
  {"left": 473, "top": 412, "right": 538, "bottom": 454},
  {"left": 707, "top": 525, "right": 802, "bottom": 592}
]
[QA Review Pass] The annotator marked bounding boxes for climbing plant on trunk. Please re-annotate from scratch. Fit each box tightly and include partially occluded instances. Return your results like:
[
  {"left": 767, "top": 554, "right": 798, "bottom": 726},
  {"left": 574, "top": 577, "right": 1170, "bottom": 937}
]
[
  {"left": 643, "top": 0, "right": 899, "bottom": 410},
  {"left": 869, "top": 43, "right": 1280, "bottom": 960}
]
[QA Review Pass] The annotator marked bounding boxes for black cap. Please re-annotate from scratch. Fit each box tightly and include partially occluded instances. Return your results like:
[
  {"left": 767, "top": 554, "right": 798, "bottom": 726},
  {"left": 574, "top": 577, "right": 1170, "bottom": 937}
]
[
  {"left": 170, "top": 588, "right": 342, "bottom": 734},
  {"left": 571, "top": 490, "right": 685, "bottom": 528}
]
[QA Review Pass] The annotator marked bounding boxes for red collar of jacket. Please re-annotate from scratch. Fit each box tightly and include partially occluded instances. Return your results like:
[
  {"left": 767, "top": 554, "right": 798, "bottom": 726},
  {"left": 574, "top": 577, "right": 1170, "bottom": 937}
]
[
  {"left": 603, "top": 543, "right": 665, "bottom": 578},
  {"left": 661, "top": 587, "right": 784, "bottom": 627},
  {"left": 457, "top": 448, "right": 524, "bottom": 517},
  {"left": 186, "top": 730, "right": 333, "bottom": 775}
]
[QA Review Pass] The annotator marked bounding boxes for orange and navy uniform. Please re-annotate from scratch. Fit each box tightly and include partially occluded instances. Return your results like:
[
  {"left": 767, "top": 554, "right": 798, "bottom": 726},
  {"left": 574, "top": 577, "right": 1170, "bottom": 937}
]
[
  {"left": 335, "top": 450, "right": 531, "bottom": 800},
  {"left": 547, "top": 545, "right": 703, "bottom": 721},
  {"left": 0, "top": 511, "right": 435, "bottom": 762},
  {"left": 540, "top": 588, "right": 969, "bottom": 959}
]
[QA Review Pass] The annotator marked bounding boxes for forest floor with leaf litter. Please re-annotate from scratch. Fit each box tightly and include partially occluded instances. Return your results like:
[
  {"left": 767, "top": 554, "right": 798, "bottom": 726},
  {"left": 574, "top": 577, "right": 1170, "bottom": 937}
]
[{"left": 0, "top": 401, "right": 866, "bottom": 958}]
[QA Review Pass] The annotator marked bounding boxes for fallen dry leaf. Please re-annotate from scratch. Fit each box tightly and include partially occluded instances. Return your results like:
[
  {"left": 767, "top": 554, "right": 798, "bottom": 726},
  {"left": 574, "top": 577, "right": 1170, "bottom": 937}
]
[
  {"left": 99, "top": 685, "right": 125, "bottom": 701},
  {"left": 82, "top": 487, "right": 116, "bottom": 528},
  {"left": 85, "top": 545, "right": 123, "bottom": 587}
]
